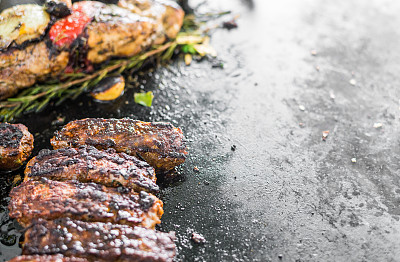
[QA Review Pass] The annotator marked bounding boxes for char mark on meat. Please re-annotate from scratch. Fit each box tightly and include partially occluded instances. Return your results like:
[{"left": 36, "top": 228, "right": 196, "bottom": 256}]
[
  {"left": 9, "top": 179, "right": 163, "bottom": 228},
  {"left": 24, "top": 145, "right": 159, "bottom": 193},
  {"left": 23, "top": 218, "right": 176, "bottom": 262},
  {"left": 51, "top": 118, "right": 188, "bottom": 172}
]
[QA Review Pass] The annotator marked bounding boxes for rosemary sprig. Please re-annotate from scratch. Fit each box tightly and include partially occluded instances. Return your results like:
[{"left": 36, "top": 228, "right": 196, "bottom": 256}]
[{"left": 0, "top": 11, "right": 235, "bottom": 121}]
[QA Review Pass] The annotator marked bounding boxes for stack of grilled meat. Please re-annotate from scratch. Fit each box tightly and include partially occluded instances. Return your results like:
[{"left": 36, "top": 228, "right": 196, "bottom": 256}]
[
  {"left": 8, "top": 118, "right": 188, "bottom": 262},
  {"left": 0, "top": 0, "right": 184, "bottom": 100}
]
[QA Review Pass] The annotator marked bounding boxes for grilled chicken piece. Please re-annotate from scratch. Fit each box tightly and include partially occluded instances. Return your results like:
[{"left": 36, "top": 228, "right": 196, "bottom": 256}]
[
  {"left": 9, "top": 179, "right": 163, "bottom": 228},
  {"left": 50, "top": 1, "right": 157, "bottom": 64},
  {"left": 9, "top": 255, "right": 88, "bottom": 262},
  {"left": 0, "top": 41, "right": 69, "bottom": 100},
  {"left": 0, "top": 122, "right": 33, "bottom": 170},
  {"left": 24, "top": 146, "right": 159, "bottom": 193},
  {"left": 51, "top": 118, "right": 187, "bottom": 172},
  {"left": 23, "top": 218, "right": 176, "bottom": 262},
  {"left": 118, "top": 0, "right": 184, "bottom": 44}
]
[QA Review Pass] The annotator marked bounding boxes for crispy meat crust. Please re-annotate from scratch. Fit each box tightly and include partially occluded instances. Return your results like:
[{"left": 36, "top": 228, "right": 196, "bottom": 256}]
[
  {"left": 0, "top": 42, "right": 69, "bottom": 100},
  {"left": 23, "top": 218, "right": 176, "bottom": 262},
  {"left": 9, "top": 255, "right": 88, "bottom": 262},
  {"left": 24, "top": 146, "right": 159, "bottom": 193},
  {"left": 51, "top": 118, "right": 187, "bottom": 172},
  {"left": 9, "top": 179, "right": 163, "bottom": 228},
  {"left": 0, "top": 122, "right": 34, "bottom": 170},
  {"left": 85, "top": 3, "right": 157, "bottom": 64},
  {"left": 118, "top": 0, "right": 184, "bottom": 44}
]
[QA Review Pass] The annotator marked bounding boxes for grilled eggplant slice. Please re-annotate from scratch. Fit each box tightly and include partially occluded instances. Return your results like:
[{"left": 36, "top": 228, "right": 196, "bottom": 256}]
[
  {"left": 9, "top": 179, "right": 163, "bottom": 228},
  {"left": 0, "top": 122, "right": 34, "bottom": 170},
  {"left": 22, "top": 218, "right": 176, "bottom": 262},
  {"left": 51, "top": 118, "right": 187, "bottom": 172},
  {"left": 24, "top": 145, "right": 159, "bottom": 192},
  {"left": 0, "top": 4, "right": 50, "bottom": 50}
]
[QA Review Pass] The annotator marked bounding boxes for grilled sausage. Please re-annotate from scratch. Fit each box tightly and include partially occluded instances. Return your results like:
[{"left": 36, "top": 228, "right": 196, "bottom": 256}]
[
  {"left": 9, "top": 255, "right": 88, "bottom": 262},
  {"left": 24, "top": 145, "right": 159, "bottom": 193},
  {"left": 9, "top": 179, "right": 163, "bottom": 228},
  {"left": 22, "top": 218, "right": 176, "bottom": 262},
  {"left": 51, "top": 118, "right": 187, "bottom": 172}
]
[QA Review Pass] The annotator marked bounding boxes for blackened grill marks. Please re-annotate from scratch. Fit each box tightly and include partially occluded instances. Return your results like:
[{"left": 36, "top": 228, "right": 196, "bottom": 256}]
[
  {"left": 25, "top": 145, "right": 159, "bottom": 193},
  {"left": 0, "top": 123, "right": 23, "bottom": 148},
  {"left": 51, "top": 118, "right": 188, "bottom": 171},
  {"left": 9, "top": 179, "right": 162, "bottom": 228},
  {"left": 23, "top": 218, "right": 176, "bottom": 262}
]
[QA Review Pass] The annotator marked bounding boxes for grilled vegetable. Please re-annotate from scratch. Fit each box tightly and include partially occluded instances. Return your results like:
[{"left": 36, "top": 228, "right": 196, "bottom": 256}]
[
  {"left": 0, "top": 122, "right": 33, "bottom": 170},
  {"left": 45, "top": 0, "right": 72, "bottom": 17},
  {"left": 0, "top": 4, "right": 50, "bottom": 50},
  {"left": 91, "top": 75, "right": 125, "bottom": 101}
]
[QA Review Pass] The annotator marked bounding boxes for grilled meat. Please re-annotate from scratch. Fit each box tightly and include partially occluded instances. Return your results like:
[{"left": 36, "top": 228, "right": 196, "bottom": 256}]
[
  {"left": 23, "top": 218, "right": 176, "bottom": 262},
  {"left": 0, "top": 41, "right": 69, "bottom": 100},
  {"left": 51, "top": 118, "right": 187, "bottom": 172},
  {"left": 24, "top": 146, "right": 159, "bottom": 193},
  {"left": 118, "top": 0, "right": 184, "bottom": 44},
  {"left": 9, "top": 178, "right": 163, "bottom": 228},
  {"left": 9, "top": 255, "right": 88, "bottom": 262},
  {"left": 50, "top": 1, "right": 157, "bottom": 64},
  {"left": 0, "top": 122, "right": 33, "bottom": 170}
]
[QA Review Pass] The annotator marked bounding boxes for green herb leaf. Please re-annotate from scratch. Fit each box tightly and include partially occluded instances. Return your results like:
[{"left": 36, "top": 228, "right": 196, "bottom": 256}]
[{"left": 134, "top": 91, "right": 154, "bottom": 107}]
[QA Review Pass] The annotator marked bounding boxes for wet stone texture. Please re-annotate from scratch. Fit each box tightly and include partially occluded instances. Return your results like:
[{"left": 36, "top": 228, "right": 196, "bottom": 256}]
[{"left": 2, "top": 0, "right": 400, "bottom": 261}]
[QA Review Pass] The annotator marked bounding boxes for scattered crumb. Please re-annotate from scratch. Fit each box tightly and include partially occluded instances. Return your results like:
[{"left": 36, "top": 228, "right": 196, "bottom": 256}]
[
  {"left": 310, "top": 50, "right": 317, "bottom": 56},
  {"left": 349, "top": 79, "right": 357, "bottom": 86},
  {"left": 299, "top": 105, "right": 306, "bottom": 111},
  {"left": 231, "top": 145, "right": 237, "bottom": 151},
  {"left": 322, "top": 130, "right": 330, "bottom": 141},
  {"left": 329, "top": 91, "right": 335, "bottom": 100},
  {"left": 51, "top": 116, "right": 65, "bottom": 126},
  {"left": 193, "top": 166, "right": 200, "bottom": 172},
  {"left": 191, "top": 232, "right": 206, "bottom": 244},
  {"left": 351, "top": 158, "right": 357, "bottom": 163},
  {"left": 373, "top": 123, "right": 383, "bottom": 129},
  {"left": 315, "top": 66, "right": 320, "bottom": 71},
  {"left": 204, "top": 180, "right": 210, "bottom": 185},
  {"left": 299, "top": 123, "right": 305, "bottom": 128}
]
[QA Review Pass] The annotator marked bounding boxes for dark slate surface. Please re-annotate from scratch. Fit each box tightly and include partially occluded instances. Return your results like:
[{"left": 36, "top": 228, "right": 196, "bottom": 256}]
[{"left": 2, "top": 0, "right": 400, "bottom": 261}]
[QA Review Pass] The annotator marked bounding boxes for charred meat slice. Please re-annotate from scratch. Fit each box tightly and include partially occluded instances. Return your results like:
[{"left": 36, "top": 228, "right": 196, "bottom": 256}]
[
  {"left": 0, "top": 41, "right": 69, "bottom": 100},
  {"left": 24, "top": 146, "right": 159, "bottom": 193},
  {"left": 9, "top": 255, "right": 88, "bottom": 262},
  {"left": 23, "top": 218, "right": 176, "bottom": 262},
  {"left": 118, "top": 0, "right": 184, "bottom": 44},
  {"left": 9, "top": 179, "right": 163, "bottom": 228},
  {"left": 0, "top": 122, "right": 33, "bottom": 170},
  {"left": 51, "top": 118, "right": 187, "bottom": 172}
]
